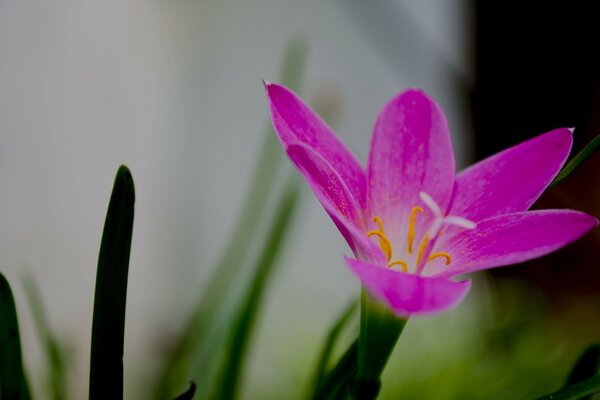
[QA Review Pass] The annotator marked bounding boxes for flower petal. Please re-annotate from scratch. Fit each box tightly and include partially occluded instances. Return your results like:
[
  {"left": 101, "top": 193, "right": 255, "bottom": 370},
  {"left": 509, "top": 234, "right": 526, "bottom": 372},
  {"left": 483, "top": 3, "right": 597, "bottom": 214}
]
[
  {"left": 265, "top": 81, "right": 367, "bottom": 209},
  {"left": 367, "top": 89, "right": 455, "bottom": 243},
  {"left": 345, "top": 257, "right": 471, "bottom": 317},
  {"left": 432, "top": 210, "right": 598, "bottom": 278},
  {"left": 449, "top": 128, "right": 573, "bottom": 221},
  {"left": 287, "top": 143, "right": 386, "bottom": 264}
]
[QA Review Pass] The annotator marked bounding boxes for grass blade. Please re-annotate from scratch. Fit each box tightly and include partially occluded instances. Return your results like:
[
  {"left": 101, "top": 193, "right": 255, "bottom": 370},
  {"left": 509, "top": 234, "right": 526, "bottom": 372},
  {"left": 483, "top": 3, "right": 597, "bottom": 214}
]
[
  {"left": 536, "top": 376, "right": 600, "bottom": 400},
  {"left": 153, "top": 37, "right": 307, "bottom": 399},
  {"left": 309, "top": 299, "right": 359, "bottom": 397},
  {"left": 311, "top": 339, "right": 358, "bottom": 400},
  {"left": 89, "top": 165, "right": 135, "bottom": 400},
  {"left": 173, "top": 381, "right": 197, "bottom": 400},
  {"left": 22, "top": 273, "right": 69, "bottom": 400},
  {"left": 212, "top": 181, "right": 300, "bottom": 399},
  {"left": 550, "top": 134, "right": 600, "bottom": 188},
  {"left": 0, "top": 272, "right": 31, "bottom": 400},
  {"left": 566, "top": 344, "right": 600, "bottom": 389}
]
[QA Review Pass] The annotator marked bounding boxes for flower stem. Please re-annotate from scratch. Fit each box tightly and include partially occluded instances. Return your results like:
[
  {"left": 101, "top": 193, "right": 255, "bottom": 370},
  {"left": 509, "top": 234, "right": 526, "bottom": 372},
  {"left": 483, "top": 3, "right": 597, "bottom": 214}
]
[{"left": 353, "top": 290, "right": 407, "bottom": 400}]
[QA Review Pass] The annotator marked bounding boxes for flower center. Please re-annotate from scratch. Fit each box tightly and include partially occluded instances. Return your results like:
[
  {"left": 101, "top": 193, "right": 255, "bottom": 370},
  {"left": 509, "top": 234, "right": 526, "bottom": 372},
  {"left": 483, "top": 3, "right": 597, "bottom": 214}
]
[{"left": 367, "top": 192, "right": 476, "bottom": 274}]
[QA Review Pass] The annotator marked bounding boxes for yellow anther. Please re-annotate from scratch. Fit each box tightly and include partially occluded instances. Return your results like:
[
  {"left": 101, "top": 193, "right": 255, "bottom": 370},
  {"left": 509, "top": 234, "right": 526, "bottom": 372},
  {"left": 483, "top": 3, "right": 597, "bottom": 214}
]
[
  {"left": 367, "top": 230, "right": 392, "bottom": 261},
  {"left": 407, "top": 206, "right": 423, "bottom": 254},
  {"left": 427, "top": 252, "right": 452, "bottom": 265},
  {"left": 388, "top": 260, "right": 408, "bottom": 272},
  {"left": 416, "top": 234, "right": 429, "bottom": 266}
]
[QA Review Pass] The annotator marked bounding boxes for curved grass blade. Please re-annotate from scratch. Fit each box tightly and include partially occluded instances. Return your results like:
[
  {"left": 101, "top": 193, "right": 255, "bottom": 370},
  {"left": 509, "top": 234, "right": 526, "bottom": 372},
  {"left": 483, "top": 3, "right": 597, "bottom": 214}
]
[
  {"left": 536, "top": 376, "right": 600, "bottom": 400},
  {"left": 0, "top": 272, "right": 31, "bottom": 400},
  {"left": 89, "top": 165, "right": 135, "bottom": 400},
  {"left": 565, "top": 344, "right": 600, "bottom": 392},
  {"left": 173, "top": 381, "right": 197, "bottom": 400},
  {"left": 22, "top": 273, "right": 69, "bottom": 400},
  {"left": 309, "top": 299, "right": 359, "bottom": 398},
  {"left": 311, "top": 339, "right": 358, "bottom": 400},
  {"left": 212, "top": 181, "right": 300, "bottom": 400},
  {"left": 550, "top": 134, "right": 600, "bottom": 188},
  {"left": 153, "top": 37, "right": 308, "bottom": 399}
]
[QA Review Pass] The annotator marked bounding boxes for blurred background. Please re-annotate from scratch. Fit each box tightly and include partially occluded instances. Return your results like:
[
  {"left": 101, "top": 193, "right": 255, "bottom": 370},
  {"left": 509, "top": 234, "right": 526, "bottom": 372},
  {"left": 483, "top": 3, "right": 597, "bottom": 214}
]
[{"left": 1, "top": 1, "right": 599, "bottom": 399}]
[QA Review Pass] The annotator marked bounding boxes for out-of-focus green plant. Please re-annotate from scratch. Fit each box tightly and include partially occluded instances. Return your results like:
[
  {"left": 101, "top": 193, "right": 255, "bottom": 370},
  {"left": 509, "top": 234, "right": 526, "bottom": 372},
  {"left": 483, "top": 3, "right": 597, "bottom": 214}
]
[
  {"left": 22, "top": 273, "right": 70, "bottom": 400},
  {"left": 0, "top": 272, "right": 31, "bottom": 400},
  {"left": 551, "top": 133, "right": 600, "bottom": 187},
  {"left": 152, "top": 38, "right": 308, "bottom": 399}
]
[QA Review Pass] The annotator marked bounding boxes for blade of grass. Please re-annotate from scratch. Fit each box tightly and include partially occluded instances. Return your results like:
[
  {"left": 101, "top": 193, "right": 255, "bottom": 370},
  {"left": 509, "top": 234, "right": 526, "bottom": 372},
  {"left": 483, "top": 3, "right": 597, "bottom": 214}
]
[
  {"left": 536, "top": 375, "right": 600, "bottom": 400},
  {"left": 561, "top": 344, "right": 600, "bottom": 400},
  {"left": 153, "top": 37, "right": 308, "bottom": 399},
  {"left": 550, "top": 133, "right": 600, "bottom": 188},
  {"left": 173, "top": 381, "right": 197, "bottom": 400},
  {"left": 89, "top": 165, "right": 135, "bottom": 400},
  {"left": 0, "top": 272, "right": 31, "bottom": 400},
  {"left": 211, "top": 180, "right": 300, "bottom": 399},
  {"left": 312, "top": 339, "right": 358, "bottom": 400},
  {"left": 22, "top": 272, "right": 69, "bottom": 400},
  {"left": 309, "top": 299, "right": 359, "bottom": 398},
  {"left": 566, "top": 344, "right": 600, "bottom": 386}
]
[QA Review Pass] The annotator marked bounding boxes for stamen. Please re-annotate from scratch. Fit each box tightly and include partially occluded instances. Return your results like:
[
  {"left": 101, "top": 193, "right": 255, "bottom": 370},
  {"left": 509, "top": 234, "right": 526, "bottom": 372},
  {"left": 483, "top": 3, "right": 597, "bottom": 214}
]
[
  {"left": 367, "top": 230, "right": 392, "bottom": 261},
  {"left": 388, "top": 260, "right": 408, "bottom": 272},
  {"left": 373, "top": 216, "right": 385, "bottom": 233},
  {"left": 416, "top": 234, "right": 429, "bottom": 266},
  {"left": 407, "top": 206, "right": 423, "bottom": 254},
  {"left": 427, "top": 252, "right": 452, "bottom": 265},
  {"left": 443, "top": 216, "right": 476, "bottom": 230},
  {"left": 419, "top": 191, "right": 442, "bottom": 217}
]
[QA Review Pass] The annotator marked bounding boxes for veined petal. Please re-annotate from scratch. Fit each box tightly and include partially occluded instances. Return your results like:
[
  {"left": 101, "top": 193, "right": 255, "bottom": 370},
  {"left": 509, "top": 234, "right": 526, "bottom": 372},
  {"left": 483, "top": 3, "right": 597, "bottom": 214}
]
[
  {"left": 345, "top": 257, "right": 471, "bottom": 317},
  {"left": 367, "top": 89, "right": 455, "bottom": 244},
  {"left": 287, "top": 144, "right": 386, "bottom": 264},
  {"left": 432, "top": 210, "right": 598, "bottom": 278},
  {"left": 450, "top": 128, "right": 572, "bottom": 221},
  {"left": 265, "top": 81, "right": 367, "bottom": 209}
]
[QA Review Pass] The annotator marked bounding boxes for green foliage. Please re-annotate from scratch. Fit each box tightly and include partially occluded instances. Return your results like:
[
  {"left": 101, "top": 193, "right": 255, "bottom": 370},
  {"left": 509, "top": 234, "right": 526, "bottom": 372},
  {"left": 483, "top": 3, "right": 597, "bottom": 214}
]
[
  {"left": 551, "top": 133, "right": 600, "bottom": 187},
  {"left": 152, "top": 37, "right": 308, "bottom": 399},
  {"left": 0, "top": 272, "right": 31, "bottom": 400},
  {"left": 89, "top": 165, "right": 135, "bottom": 400},
  {"left": 22, "top": 273, "right": 70, "bottom": 400},
  {"left": 212, "top": 182, "right": 300, "bottom": 399},
  {"left": 309, "top": 299, "right": 359, "bottom": 398},
  {"left": 173, "top": 382, "right": 197, "bottom": 400},
  {"left": 566, "top": 344, "right": 600, "bottom": 390},
  {"left": 312, "top": 340, "right": 358, "bottom": 400},
  {"left": 536, "top": 376, "right": 600, "bottom": 400}
]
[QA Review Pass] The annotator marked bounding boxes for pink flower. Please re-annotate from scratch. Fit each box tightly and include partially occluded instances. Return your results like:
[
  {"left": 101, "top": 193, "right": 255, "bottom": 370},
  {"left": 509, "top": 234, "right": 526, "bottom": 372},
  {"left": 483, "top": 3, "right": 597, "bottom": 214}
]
[{"left": 264, "top": 82, "right": 597, "bottom": 317}]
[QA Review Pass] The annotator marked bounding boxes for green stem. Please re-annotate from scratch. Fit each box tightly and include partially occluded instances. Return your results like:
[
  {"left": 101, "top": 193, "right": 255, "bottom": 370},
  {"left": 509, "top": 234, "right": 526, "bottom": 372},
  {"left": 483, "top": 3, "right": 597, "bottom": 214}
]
[{"left": 353, "top": 290, "right": 407, "bottom": 400}]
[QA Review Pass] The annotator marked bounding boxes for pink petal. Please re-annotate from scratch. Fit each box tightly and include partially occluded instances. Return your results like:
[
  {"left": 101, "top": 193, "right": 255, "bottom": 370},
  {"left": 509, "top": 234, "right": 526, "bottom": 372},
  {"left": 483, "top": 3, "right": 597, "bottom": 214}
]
[
  {"left": 432, "top": 210, "right": 598, "bottom": 278},
  {"left": 450, "top": 128, "right": 572, "bottom": 221},
  {"left": 366, "top": 89, "right": 455, "bottom": 243},
  {"left": 265, "top": 81, "right": 367, "bottom": 209},
  {"left": 287, "top": 144, "right": 386, "bottom": 264},
  {"left": 345, "top": 257, "right": 471, "bottom": 317}
]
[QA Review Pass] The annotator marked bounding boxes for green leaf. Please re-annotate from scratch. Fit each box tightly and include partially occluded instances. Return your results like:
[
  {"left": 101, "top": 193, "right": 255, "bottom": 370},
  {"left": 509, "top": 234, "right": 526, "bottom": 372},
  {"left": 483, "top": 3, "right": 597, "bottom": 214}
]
[
  {"left": 0, "top": 272, "right": 31, "bottom": 400},
  {"left": 550, "top": 133, "right": 600, "bottom": 188},
  {"left": 173, "top": 381, "right": 197, "bottom": 400},
  {"left": 312, "top": 339, "right": 358, "bottom": 400},
  {"left": 22, "top": 272, "right": 69, "bottom": 400},
  {"left": 309, "top": 299, "right": 359, "bottom": 397},
  {"left": 566, "top": 344, "right": 600, "bottom": 389},
  {"left": 152, "top": 37, "right": 308, "bottom": 399},
  {"left": 211, "top": 181, "right": 300, "bottom": 399},
  {"left": 536, "top": 376, "right": 600, "bottom": 400},
  {"left": 89, "top": 165, "right": 135, "bottom": 400}
]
